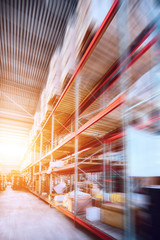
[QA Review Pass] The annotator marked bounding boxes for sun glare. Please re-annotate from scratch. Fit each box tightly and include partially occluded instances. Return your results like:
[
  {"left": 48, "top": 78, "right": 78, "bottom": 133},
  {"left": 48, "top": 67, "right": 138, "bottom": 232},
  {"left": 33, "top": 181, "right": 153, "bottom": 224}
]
[{"left": 0, "top": 142, "right": 27, "bottom": 165}]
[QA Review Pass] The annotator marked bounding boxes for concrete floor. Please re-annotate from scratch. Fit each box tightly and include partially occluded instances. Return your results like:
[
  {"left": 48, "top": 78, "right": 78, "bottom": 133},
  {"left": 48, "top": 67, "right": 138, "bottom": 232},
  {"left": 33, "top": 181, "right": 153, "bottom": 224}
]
[{"left": 0, "top": 187, "right": 99, "bottom": 240}]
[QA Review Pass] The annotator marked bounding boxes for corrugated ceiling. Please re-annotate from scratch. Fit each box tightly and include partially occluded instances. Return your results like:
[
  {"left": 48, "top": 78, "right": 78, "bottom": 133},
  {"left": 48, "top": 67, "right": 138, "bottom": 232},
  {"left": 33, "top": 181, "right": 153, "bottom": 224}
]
[{"left": 0, "top": 0, "right": 77, "bottom": 166}]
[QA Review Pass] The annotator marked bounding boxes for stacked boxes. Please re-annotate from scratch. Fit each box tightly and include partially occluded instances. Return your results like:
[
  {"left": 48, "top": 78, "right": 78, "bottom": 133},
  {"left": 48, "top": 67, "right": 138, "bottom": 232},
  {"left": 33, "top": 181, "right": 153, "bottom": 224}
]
[
  {"left": 75, "top": 0, "right": 112, "bottom": 60},
  {"left": 46, "top": 49, "right": 62, "bottom": 105},
  {"left": 40, "top": 87, "right": 53, "bottom": 124},
  {"left": 29, "top": 112, "right": 41, "bottom": 141},
  {"left": 41, "top": 174, "right": 50, "bottom": 194},
  {"left": 61, "top": 20, "right": 76, "bottom": 91},
  {"left": 68, "top": 196, "right": 92, "bottom": 213},
  {"left": 40, "top": 88, "right": 47, "bottom": 124},
  {"left": 100, "top": 203, "right": 124, "bottom": 229}
]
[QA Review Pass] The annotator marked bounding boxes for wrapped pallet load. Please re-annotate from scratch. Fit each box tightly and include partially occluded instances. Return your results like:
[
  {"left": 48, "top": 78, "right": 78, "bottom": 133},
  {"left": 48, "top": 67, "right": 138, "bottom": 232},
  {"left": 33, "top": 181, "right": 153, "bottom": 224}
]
[
  {"left": 40, "top": 86, "right": 53, "bottom": 125},
  {"left": 54, "top": 195, "right": 65, "bottom": 206},
  {"left": 75, "top": 0, "right": 113, "bottom": 60},
  {"left": 32, "top": 122, "right": 37, "bottom": 138},
  {"left": 40, "top": 88, "right": 46, "bottom": 124},
  {"left": 29, "top": 127, "right": 34, "bottom": 142},
  {"left": 46, "top": 49, "right": 62, "bottom": 105},
  {"left": 47, "top": 160, "right": 64, "bottom": 174},
  {"left": 54, "top": 181, "right": 66, "bottom": 194},
  {"left": 39, "top": 49, "right": 62, "bottom": 125},
  {"left": 61, "top": 19, "right": 76, "bottom": 91},
  {"left": 33, "top": 111, "right": 41, "bottom": 135},
  {"left": 63, "top": 193, "right": 69, "bottom": 208}
]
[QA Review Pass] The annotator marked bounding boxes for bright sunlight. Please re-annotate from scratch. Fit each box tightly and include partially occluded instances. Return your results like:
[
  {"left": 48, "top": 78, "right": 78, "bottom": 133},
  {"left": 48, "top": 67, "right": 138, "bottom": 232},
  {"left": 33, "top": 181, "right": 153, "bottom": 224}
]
[{"left": 0, "top": 136, "right": 27, "bottom": 166}]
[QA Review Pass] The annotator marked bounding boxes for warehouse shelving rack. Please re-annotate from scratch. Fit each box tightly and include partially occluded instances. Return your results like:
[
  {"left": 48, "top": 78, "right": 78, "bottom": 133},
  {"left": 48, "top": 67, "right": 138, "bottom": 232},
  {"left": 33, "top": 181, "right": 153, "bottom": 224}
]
[{"left": 22, "top": 0, "right": 160, "bottom": 239}]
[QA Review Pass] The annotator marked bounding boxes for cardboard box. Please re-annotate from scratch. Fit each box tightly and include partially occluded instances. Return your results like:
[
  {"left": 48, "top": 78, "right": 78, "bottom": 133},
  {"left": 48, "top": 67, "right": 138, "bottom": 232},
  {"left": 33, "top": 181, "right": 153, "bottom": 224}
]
[
  {"left": 68, "top": 196, "right": 92, "bottom": 213},
  {"left": 112, "top": 193, "right": 125, "bottom": 203},
  {"left": 100, "top": 203, "right": 124, "bottom": 229},
  {"left": 91, "top": 188, "right": 100, "bottom": 197},
  {"left": 94, "top": 198, "right": 102, "bottom": 208}
]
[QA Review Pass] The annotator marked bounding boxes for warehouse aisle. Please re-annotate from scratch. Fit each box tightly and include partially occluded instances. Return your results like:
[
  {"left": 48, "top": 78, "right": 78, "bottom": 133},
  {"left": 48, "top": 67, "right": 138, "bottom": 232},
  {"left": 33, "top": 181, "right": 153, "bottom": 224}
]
[{"left": 0, "top": 187, "right": 98, "bottom": 240}]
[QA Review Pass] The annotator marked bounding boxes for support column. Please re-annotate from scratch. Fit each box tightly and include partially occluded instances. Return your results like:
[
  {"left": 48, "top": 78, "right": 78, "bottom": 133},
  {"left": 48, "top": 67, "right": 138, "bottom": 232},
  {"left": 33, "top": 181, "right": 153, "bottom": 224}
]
[
  {"left": 70, "top": 175, "right": 72, "bottom": 192},
  {"left": 33, "top": 143, "right": 36, "bottom": 191},
  {"left": 34, "top": 143, "right": 36, "bottom": 163},
  {"left": 109, "top": 142, "right": 112, "bottom": 200},
  {"left": 32, "top": 166, "right": 35, "bottom": 191},
  {"left": 103, "top": 143, "right": 106, "bottom": 203},
  {"left": 71, "top": 120, "right": 73, "bottom": 133},
  {"left": 74, "top": 77, "right": 80, "bottom": 216},
  {"left": 50, "top": 114, "right": 54, "bottom": 195},
  {"left": 51, "top": 114, "right": 54, "bottom": 151},
  {"left": 117, "top": 1, "right": 132, "bottom": 238},
  {"left": 39, "top": 131, "right": 43, "bottom": 195}
]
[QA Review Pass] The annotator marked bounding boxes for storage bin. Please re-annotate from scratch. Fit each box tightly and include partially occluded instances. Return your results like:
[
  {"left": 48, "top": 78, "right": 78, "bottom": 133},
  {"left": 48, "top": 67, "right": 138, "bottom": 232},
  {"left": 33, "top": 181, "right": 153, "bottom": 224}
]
[{"left": 86, "top": 207, "right": 100, "bottom": 221}]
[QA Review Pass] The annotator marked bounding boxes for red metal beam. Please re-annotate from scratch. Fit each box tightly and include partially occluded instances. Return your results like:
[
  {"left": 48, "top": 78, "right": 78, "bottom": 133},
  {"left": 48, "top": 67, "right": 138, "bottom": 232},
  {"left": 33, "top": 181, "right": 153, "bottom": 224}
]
[
  {"left": 28, "top": 190, "right": 115, "bottom": 240},
  {"left": 79, "top": 33, "right": 159, "bottom": 123},
  {"left": 42, "top": 0, "right": 120, "bottom": 131},
  {"left": 27, "top": 94, "right": 124, "bottom": 168},
  {"left": 57, "top": 22, "right": 156, "bottom": 135},
  {"left": 46, "top": 94, "right": 124, "bottom": 158},
  {"left": 24, "top": 105, "right": 159, "bottom": 171},
  {"left": 104, "top": 132, "right": 124, "bottom": 143},
  {"left": 76, "top": 94, "right": 124, "bottom": 137},
  {"left": 75, "top": 217, "right": 115, "bottom": 240},
  {"left": 50, "top": 200, "right": 115, "bottom": 239},
  {"left": 24, "top": 1, "right": 157, "bottom": 172},
  {"left": 47, "top": 0, "right": 120, "bottom": 120},
  {"left": 57, "top": 206, "right": 116, "bottom": 239},
  {"left": 104, "top": 114, "right": 160, "bottom": 141},
  {"left": 29, "top": 189, "right": 115, "bottom": 240},
  {"left": 56, "top": 206, "right": 75, "bottom": 220},
  {"left": 135, "top": 116, "right": 160, "bottom": 129},
  {"left": 51, "top": 199, "right": 116, "bottom": 240},
  {"left": 45, "top": 0, "right": 120, "bottom": 121},
  {"left": 47, "top": 95, "right": 122, "bottom": 161},
  {"left": 24, "top": 10, "right": 158, "bottom": 173},
  {"left": 25, "top": 0, "right": 120, "bottom": 157},
  {"left": 52, "top": 163, "right": 123, "bottom": 175}
]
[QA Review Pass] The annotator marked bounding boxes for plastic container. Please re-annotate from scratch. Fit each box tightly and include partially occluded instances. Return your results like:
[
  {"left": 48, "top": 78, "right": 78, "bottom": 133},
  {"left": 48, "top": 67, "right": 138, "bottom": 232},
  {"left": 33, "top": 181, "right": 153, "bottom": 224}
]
[{"left": 86, "top": 207, "right": 100, "bottom": 221}]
